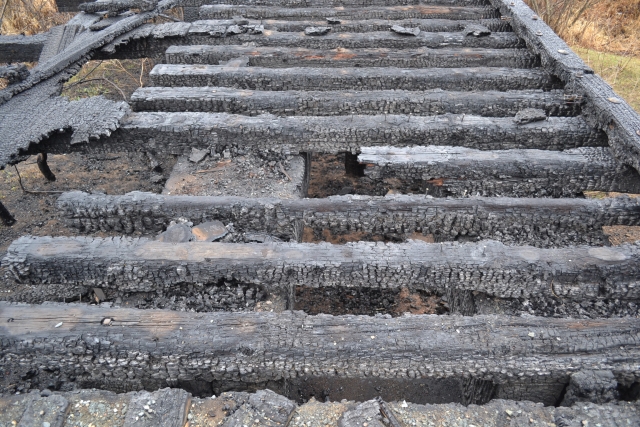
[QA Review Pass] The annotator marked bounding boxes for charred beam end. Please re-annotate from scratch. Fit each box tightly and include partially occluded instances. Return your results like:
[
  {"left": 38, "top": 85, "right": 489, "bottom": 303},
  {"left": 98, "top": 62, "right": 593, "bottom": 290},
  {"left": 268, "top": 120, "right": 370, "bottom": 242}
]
[
  {"left": 1, "top": 301, "right": 639, "bottom": 406},
  {"left": 360, "top": 146, "right": 640, "bottom": 197},
  {"left": 56, "top": 191, "right": 640, "bottom": 247},
  {"left": 94, "top": 112, "right": 605, "bottom": 155},
  {"left": 36, "top": 153, "right": 56, "bottom": 182},
  {"left": 164, "top": 45, "right": 538, "bottom": 69},
  {"left": 488, "top": 0, "right": 640, "bottom": 176},
  {"left": 149, "top": 65, "right": 561, "bottom": 92},
  {"left": 6, "top": 236, "right": 640, "bottom": 304},
  {"left": 130, "top": 87, "right": 580, "bottom": 117},
  {"left": 0, "top": 34, "right": 48, "bottom": 63},
  {"left": 198, "top": 5, "right": 500, "bottom": 21},
  {"left": 0, "top": 64, "right": 30, "bottom": 85}
]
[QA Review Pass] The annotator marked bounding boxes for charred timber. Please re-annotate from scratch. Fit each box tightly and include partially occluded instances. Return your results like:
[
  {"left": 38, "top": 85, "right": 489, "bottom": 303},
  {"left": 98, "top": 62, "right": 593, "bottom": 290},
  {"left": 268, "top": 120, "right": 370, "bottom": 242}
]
[
  {"left": 99, "top": 29, "right": 525, "bottom": 59},
  {"left": 164, "top": 46, "right": 538, "bottom": 69},
  {"left": 361, "top": 146, "right": 640, "bottom": 197},
  {"left": 87, "top": 112, "right": 605, "bottom": 155},
  {"left": 199, "top": 5, "right": 500, "bottom": 21},
  {"left": 6, "top": 236, "right": 640, "bottom": 304},
  {"left": 1, "top": 302, "right": 640, "bottom": 406},
  {"left": 148, "top": 65, "right": 561, "bottom": 92},
  {"left": 130, "top": 87, "right": 578, "bottom": 117},
  {"left": 0, "top": 34, "right": 48, "bottom": 63},
  {"left": 189, "top": 0, "right": 492, "bottom": 6},
  {"left": 57, "top": 191, "right": 640, "bottom": 248}
]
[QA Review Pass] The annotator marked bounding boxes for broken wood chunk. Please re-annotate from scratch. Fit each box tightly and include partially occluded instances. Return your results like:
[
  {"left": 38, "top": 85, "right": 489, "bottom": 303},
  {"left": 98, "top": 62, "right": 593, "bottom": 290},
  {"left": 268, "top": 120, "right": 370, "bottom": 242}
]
[
  {"left": 514, "top": 108, "right": 547, "bottom": 124},
  {"left": 0, "top": 201, "right": 16, "bottom": 226},
  {"left": 191, "top": 220, "right": 227, "bottom": 242},
  {"left": 463, "top": 23, "right": 491, "bottom": 37},
  {"left": 156, "top": 223, "right": 193, "bottom": 242}
]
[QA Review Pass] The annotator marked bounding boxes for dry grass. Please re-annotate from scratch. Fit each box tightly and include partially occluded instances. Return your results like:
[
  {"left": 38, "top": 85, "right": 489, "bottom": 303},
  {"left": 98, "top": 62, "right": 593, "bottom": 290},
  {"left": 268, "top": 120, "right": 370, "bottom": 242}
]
[{"left": 0, "top": 0, "right": 72, "bottom": 35}]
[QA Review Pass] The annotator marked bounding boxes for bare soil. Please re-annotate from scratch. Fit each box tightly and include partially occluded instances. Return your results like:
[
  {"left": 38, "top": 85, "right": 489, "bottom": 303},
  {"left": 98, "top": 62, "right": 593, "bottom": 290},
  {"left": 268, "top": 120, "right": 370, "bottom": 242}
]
[
  {"left": 0, "top": 151, "right": 176, "bottom": 253},
  {"left": 307, "top": 153, "right": 377, "bottom": 198},
  {"left": 294, "top": 286, "right": 448, "bottom": 317}
]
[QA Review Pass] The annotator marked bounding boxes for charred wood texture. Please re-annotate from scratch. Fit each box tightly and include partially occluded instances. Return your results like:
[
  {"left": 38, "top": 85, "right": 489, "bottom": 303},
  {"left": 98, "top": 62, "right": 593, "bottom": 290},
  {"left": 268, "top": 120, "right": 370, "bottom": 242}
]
[
  {"left": 149, "top": 64, "right": 561, "bottom": 92},
  {"left": 85, "top": 112, "right": 604, "bottom": 156},
  {"left": 1, "top": 302, "right": 640, "bottom": 406},
  {"left": 36, "top": 153, "right": 56, "bottom": 182},
  {"left": 0, "top": 201, "right": 16, "bottom": 226},
  {"left": 130, "top": 87, "right": 579, "bottom": 117},
  {"left": 0, "top": 34, "right": 48, "bottom": 63},
  {"left": 361, "top": 146, "right": 640, "bottom": 197},
  {"left": 6, "top": 236, "right": 640, "bottom": 312},
  {"left": 57, "top": 191, "right": 640, "bottom": 248}
]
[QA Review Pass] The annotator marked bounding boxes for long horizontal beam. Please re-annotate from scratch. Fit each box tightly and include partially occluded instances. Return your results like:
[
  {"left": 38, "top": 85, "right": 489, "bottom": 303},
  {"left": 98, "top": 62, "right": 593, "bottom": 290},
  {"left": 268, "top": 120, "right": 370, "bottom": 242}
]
[
  {"left": 190, "top": 0, "right": 491, "bottom": 7},
  {"left": 130, "top": 87, "right": 578, "bottom": 117},
  {"left": 57, "top": 191, "right": 640, "bottom": 248},
  {"left": 1, "top": 302, "right": 639, "bottom": 406},
  {"left": 164, "top": 45, "right": 538, "bottom": 69},
  {"left": 360, "top": 146, "right": 640, "bottom": 197},
  {"left": 73, "top": 112, "right": 606, "bottom": 156},
  {"left": 229, "top": 18, "right": 512, "bottom": 33},
  {"left": 199, "top": 5, "right": 499, "bottom": 20},
  {"left": 6, "top": 236, "right": 640, "bottom": 303},
  {"left": 149, "top": 65, "right": 561, "bottom": 92}
]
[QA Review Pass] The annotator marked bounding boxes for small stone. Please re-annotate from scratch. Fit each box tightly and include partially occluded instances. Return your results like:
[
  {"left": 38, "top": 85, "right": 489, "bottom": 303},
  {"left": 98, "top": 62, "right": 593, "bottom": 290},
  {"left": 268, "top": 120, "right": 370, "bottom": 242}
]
[
  {"left": 305, "top": 26, "right": 331, "bottom": 36},
  {"left": 188, "top": 413, "right": 193, "bottom": 420},
  {"left": 189, "top": 148, "right": 209, "bottom": 163},
  {"left": 532, "top": 15, "right": 539, "bottom": 20},
  {"left": 505, "top": 409, "right": 513, "bottom": 416},
  {"left": 558, "top": 49, "right": 569, "bottom": 54},
  {"left": 40, "top": 411, "right": 44, "bottom": 415},
  {"left": 101, "top": 317, "right": 113, "bottom": 326},
  {"left": 326, "top": 17, "right": 341, "bottom": 24},
  {"left": 528, "top": 332, "right": 536, "bottom": 337},
  {"left": 390, "top": 25, "right": 420, "bottom": 36},
  {"left": 401, "top": 400, "right": 408, "bottom": 408},
  {"left": 40, "top": 389, "right": 51, "bottom": 397},
  {"left": 43, "top": 423, "right": 50, "bottom": 427},
  {"left": 463, "top": 23, "right": 491, "bottom": 37},
  {"left": 192, "top": 221, "right": 228, "bottom": 242},
  {"left": 150, "top": 174, "right": 165, "bottom": 184},
  {"left": 514, "top": 108, "right": 547, "bottom": 125},
  {"left": 536, "top": 31, "right": 543, "bottom": 36},
  {"left": 607, "top": 97, "right": 622, "bottom": 104},
  {"left": 54, "top": 322, "right": 63, "bottom": 328},
  {"left": 157, "top": 223, "right": 193, "bottom": 243}
]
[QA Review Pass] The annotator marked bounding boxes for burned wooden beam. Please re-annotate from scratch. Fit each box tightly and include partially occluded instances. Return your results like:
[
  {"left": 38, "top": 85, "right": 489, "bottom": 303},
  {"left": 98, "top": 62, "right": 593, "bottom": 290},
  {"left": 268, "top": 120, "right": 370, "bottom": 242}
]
[
  {"left": 149, "top": 65, "right": 561, "bottom": 92},
  {"left": 88, "top": 112, "right": 604, "bottom": 156},
  {"left": 130, "top": 87, "right": 578, "bottom": 117},
  {"left": 56, "top": 191, "right": 640, "bottom": 248},
  {"left": 1, "top": 302, "right": 640, "bottom": 406},
  {"left": 361, "top": 146, "right": 640, "bottom": 197},
  {"left": 199, "top": 5, "right": 500, "bottom": 21},
  {"left": 6, "top": 236, "right": 640, "bottom": 307},
  {"left": 195, "top": 0, "right": 492, "bottom": 6},
  {"left": 164, "top": 46, "right": 538, "bottom": 69}
]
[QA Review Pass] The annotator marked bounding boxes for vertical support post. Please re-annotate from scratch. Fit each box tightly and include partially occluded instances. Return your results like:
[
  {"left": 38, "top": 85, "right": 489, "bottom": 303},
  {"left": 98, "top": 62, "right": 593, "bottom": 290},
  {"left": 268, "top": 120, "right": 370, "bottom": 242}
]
[
  {"left": 37, "top": 153, "right": 56, "bottom": 181},
  {"left": 344, "top": 152, "right": 365, "bottom": 177},
  {"left": 0, "top": 201, "right": 16, "bottom": 225}
]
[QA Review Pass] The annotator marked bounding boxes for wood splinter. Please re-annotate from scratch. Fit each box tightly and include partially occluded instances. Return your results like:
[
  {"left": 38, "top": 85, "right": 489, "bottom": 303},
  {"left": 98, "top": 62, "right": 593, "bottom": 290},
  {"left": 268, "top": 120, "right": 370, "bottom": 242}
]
[{"left": 37, "top": 152, "right": 56, "bottom": 182}]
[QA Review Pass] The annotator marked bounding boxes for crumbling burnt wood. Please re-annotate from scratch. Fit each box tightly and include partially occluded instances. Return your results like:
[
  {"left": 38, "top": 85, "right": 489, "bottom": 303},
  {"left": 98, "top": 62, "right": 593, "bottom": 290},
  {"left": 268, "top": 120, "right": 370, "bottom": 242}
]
[
  {"left": 56, "top": 191, "right": 640, "bottom": 248},
  {"left": 191, "top": 0, "right": 493, "bottom": 6},
  {"left": 1, "top": 302, "right": 640, "bottom": 406},
  {"left": 149, "top": 64, "right": 561, "bottom": 92},
  {"left": 131, "top": 87, "right": 579, "bottom": 117},
  {"left": 361, "top": 146, "right": 640, "bottom": 197},
  {"left": 99, "top": 30, "right": 526, "bottom": 60},
  {"left": 203, "top": 18, "right": 511, "bottom": 33},
  {"left": 85, "top": 112, "right": 604, "bottom": 156},
  {"left": 6, "top": 236, "right": 640, "bottom": 311},
  {"left": 164, "top": 45, "right": 539, "bottom": 69},
  {"left": 199, "top": 5, "right": 499, "bottom": 21}
]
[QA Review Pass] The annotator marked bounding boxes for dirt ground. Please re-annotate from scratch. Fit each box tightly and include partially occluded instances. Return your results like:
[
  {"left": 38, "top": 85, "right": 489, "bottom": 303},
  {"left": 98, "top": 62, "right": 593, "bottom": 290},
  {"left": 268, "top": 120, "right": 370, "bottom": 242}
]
[
  {"left": 294, "top": 286, "right": 448, "bottom": 316},
  {"left": 307, "top": 153, "right": 378, "bottom": 198},
  {"left": 0, "top": 151, "right": 176, "bottom": 253}
]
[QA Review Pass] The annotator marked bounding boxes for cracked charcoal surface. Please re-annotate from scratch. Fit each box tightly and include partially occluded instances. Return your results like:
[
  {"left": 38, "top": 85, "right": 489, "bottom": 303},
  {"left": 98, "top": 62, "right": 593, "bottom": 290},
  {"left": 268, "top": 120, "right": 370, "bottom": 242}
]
[
  {"left": 361, "top": 146, "right": 640, "bottom": 197},
  {"left": 131, "top": 88, "right": 578, "bottom": 117},
  {"left": 57, "top": 191, "right": 640, "bottom": 248}
]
